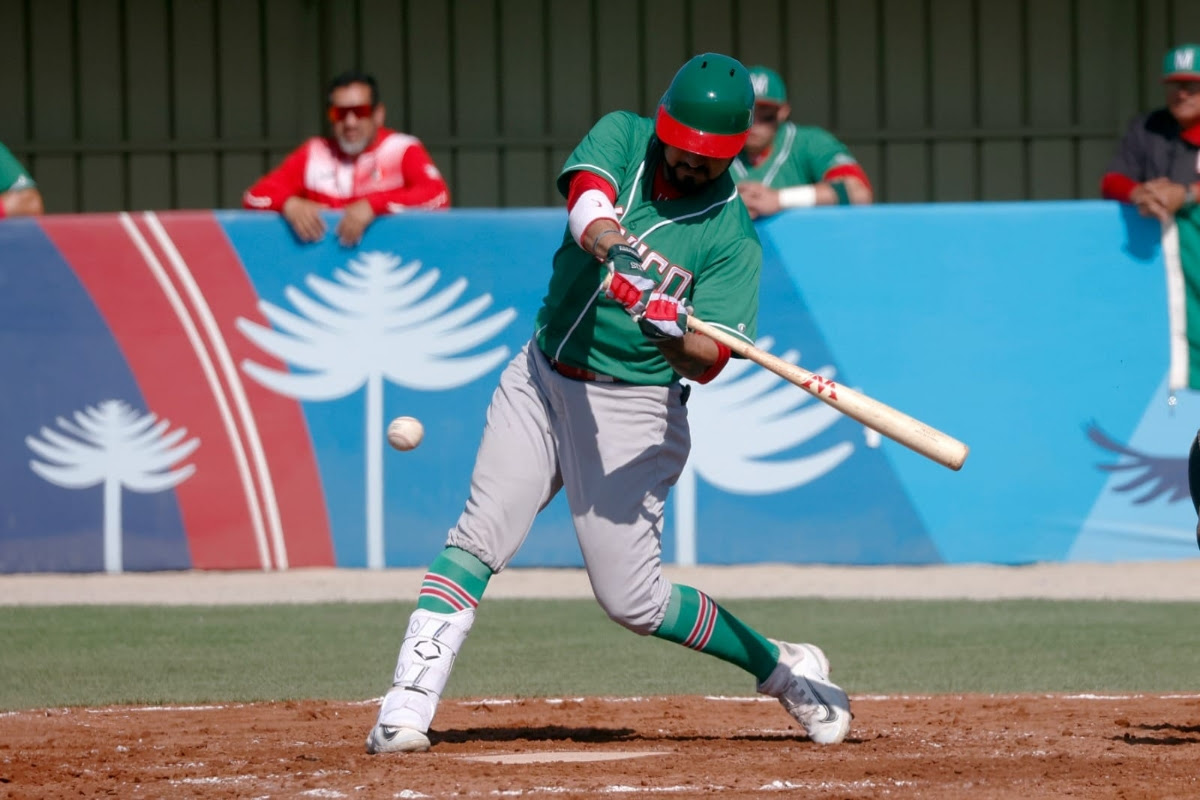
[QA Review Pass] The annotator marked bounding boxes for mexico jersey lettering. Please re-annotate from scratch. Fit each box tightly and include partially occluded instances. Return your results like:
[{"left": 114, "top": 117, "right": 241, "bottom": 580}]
[
  {"left": 731, "top": 122, "right": 859, "bottom": 188},
  {"left": 537, "top": 111, "right": 761, "bottom": 385}
]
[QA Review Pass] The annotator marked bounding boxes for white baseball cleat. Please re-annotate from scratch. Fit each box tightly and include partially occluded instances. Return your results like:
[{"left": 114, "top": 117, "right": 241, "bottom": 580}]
[
  {"left": 365, "top": 723, "right": 431, "bottom": 754},
  {"left": 757, "top": 640, "right": 851, "bottom": 745}
]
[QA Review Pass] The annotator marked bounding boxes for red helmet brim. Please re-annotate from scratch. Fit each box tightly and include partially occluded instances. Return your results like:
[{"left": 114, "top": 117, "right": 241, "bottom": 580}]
[{"left": 655, "top": 106, "right": 748, "bottom": 159}]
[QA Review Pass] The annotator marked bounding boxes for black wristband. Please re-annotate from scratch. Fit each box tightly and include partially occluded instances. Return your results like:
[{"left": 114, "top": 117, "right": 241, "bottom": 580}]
[{"left": 592, "top": 228, "right": 624, "bottom": 257}]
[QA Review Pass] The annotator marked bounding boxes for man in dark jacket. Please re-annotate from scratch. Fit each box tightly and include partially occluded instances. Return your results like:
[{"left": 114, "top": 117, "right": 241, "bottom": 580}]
[
  {"left": 1101, "top": 43, "right": 1200, "bottom": 221},
  {"left": 1102, "top": 45, "right": 1200, "bottom": 543}
]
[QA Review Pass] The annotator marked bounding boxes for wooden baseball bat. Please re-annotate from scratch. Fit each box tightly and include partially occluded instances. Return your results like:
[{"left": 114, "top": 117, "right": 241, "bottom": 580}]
[{"left": 687, "top": 316, "right": 969, "bottom": 471}]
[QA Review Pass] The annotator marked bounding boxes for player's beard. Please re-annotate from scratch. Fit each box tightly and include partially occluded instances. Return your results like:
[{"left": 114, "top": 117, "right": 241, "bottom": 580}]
[{"left": 663, "top": 161, "right": 712, "bottom": 193}]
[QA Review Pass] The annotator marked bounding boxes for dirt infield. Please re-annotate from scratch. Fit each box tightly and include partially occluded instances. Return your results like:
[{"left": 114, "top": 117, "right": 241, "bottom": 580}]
[
  {"left": 5, "top": 693, "right": 1200, "bottom": 798},
  {"left": 5, "top": 563, "right": 1200, "bottom": 798}
]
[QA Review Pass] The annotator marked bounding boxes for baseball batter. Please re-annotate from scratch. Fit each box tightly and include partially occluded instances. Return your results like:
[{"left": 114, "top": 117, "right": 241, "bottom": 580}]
[
  {"left": 733, "top": 66, "right": 873, "bottom": 218},
  {"left": 366, "top": 53, "right": 851, "bottom": 755}
]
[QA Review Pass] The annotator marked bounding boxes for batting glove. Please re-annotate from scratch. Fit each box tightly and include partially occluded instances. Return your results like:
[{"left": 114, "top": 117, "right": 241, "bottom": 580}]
[
  {"left": 637, "top": 293, "right": 688, "bottom": 341},
  {"left": 604, "top": 244, "right": 656, "bottom": 317}
]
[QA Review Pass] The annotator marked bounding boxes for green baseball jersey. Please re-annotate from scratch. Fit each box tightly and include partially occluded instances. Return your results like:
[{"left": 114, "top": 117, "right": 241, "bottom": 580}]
[
  {"left": 730, "top": 121, "right": 858, "bottom": 188},
  {"left": 0, "top": 143, "right": 36, "bottom": 192},
  {"left": 536, "top": 111, "right": 761, "bottom": 386}
]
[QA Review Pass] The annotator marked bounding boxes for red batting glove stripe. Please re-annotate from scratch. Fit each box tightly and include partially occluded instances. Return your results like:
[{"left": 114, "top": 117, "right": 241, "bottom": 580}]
[{"left": 607, "top": 272, "right": 646, "bottom": 311}]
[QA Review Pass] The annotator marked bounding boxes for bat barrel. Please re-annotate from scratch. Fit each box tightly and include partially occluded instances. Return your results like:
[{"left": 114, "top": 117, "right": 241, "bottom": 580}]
[{"left": 687, "top": 316, "right": 969, "bottom": 471}]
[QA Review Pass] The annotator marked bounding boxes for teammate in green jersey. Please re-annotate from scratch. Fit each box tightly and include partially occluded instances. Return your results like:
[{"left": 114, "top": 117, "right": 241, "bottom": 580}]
[
  {"left": 366, "top": 53, "right": 851, "bottom": 755},
  {"left": 734, "top": 66, "right": 873, "bottom": 218},
  {"left": 0, "top": 143, "right": 43, "bottom": 218}
]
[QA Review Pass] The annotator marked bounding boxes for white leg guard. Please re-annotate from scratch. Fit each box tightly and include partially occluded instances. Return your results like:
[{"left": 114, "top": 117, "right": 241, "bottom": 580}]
[{"left": 376, "top": 608, "right": 475, "bottom": 733}]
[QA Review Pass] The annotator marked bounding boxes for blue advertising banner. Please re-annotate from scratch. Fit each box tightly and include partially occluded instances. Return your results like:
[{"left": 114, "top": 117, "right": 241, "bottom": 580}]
[{"left": 1, "top": 203, "right": 1195, "bottom": 572}]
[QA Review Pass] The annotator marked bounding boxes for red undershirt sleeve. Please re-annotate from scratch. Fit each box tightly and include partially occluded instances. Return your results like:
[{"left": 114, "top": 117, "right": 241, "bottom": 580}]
[
  {"left": 1100, "top": 172, "right": 1137, "bottom": 203},
  {"left": 822, "top": 163, "right": 872, "bottom": 190},
  {"left": 566, "top": 171, "right": 618, "bottom": 211}
]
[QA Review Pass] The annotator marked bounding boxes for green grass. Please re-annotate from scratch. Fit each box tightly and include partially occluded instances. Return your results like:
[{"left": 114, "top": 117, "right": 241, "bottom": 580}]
[{"left": 3, "top": 598, "right": 1200, "bottom": 711}]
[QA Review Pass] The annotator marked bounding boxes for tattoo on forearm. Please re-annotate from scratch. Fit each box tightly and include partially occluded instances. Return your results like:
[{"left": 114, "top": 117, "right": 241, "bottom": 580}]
[{"left": 590, "top": 227, "right": 623, "bottom": 257}]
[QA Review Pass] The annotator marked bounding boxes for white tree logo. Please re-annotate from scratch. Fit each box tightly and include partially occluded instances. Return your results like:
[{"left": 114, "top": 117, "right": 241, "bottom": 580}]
[
  {"left": 675, "top": 337, "right": 854, "bottom": 565},
  {"left": 236, "top": 251, "right": 517, "bottom": 569},
  {"left": 25, "top": 400, "right": 199, "bottom": 574}
]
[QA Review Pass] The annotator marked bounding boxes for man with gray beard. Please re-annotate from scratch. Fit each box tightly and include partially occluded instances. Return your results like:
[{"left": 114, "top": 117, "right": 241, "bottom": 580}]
[{"left": 243, "top": 70, "right": 450, "bottom": 246}]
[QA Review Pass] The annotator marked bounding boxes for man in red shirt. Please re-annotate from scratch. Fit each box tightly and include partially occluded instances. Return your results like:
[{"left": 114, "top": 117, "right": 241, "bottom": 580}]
[{"left": 243, "top": 70, "right": 450, "bottom": 246}]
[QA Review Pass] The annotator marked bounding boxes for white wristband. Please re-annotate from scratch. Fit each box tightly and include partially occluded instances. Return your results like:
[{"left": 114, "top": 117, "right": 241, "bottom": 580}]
[
  {"left": 569, "top": 189, "right": 619, "bottom": 249},
  {"left": 778, "top": 185, "right": 819, "bottom": 208}
]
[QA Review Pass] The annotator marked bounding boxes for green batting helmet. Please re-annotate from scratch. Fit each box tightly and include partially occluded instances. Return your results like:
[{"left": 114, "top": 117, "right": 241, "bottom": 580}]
[{"left": 655, "top": 53, "right": 754, "bottom": 159}]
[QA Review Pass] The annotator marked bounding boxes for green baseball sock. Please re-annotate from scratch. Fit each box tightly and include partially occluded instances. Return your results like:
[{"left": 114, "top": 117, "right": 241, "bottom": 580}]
[
  {"left": 652, "top": 583, "right": 781, "bottom": 683},
  {"left": 415, "top": 546, "right": 492, "bottom": 613}
]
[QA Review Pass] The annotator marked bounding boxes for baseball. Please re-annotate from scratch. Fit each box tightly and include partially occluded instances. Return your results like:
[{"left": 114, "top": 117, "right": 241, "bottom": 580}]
[{"left": 387, "top": 416, "right": 424, "bottom": 451}]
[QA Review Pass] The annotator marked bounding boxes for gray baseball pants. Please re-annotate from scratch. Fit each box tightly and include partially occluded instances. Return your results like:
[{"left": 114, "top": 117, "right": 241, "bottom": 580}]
[{"left": 447, "top": 339, "right": 690, "bottom": 634}]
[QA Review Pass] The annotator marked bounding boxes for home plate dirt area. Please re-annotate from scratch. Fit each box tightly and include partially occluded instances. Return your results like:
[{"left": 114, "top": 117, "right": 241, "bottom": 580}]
[{"left": 4, "top": 693, "right": 1200, "bottom": 799}]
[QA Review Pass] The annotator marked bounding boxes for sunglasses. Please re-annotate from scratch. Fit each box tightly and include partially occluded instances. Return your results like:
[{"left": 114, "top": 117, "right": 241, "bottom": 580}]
[
  {"left": 327, "top": 104, "right": 375, "bottom": 122},
  {"left": 753, "top": 106, "right": 780, "bottom": 124}
]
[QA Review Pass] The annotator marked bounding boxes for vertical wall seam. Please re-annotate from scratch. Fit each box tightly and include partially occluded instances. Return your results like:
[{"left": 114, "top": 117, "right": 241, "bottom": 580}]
[
  {"left": 828, "top": 0, "right": 837, "bottom": 129},
  {"left": 970, "top": 0, "right": 982, "bottom": 200},
  {"left": 874, "top": 0, "right": 886, "bottom": 201},
  {"left": 119, "top": 0, "right": 130, "bottom": 210},
  {"left": 166, "top": 0, "right": 177, "bottom": 208},
  {"left": 493, "top": 0, "right": 504, "bottom": 205},
  {"left": 540, "top": 0, "right": 552, "bottom": 205},
  {"left": 71, "top": 0, "right": 82, "bottom": 211},
  {"left": 447, "top": 0, "right": 459, "bottom": 204},
  {"left": 258, "top": 0, "right": 269, "bottom": 180},
  {"left": 1069, "top": 0, "right": 1080, "bottom": 200},
  {"left": 1019, "top": 0, "right": 1031, "bottom": 199},
  {"left": 400, "top": 0, "right": 411, "bottom": 130},
  {"left": 776, "top": 0, "right": 786, "bottom": 76},
  {"left": 212, "top": 0, "right": 223, "bottom": 207},
  {"left": 923, "top": 0, "right": 933, "bottom": 202}
]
